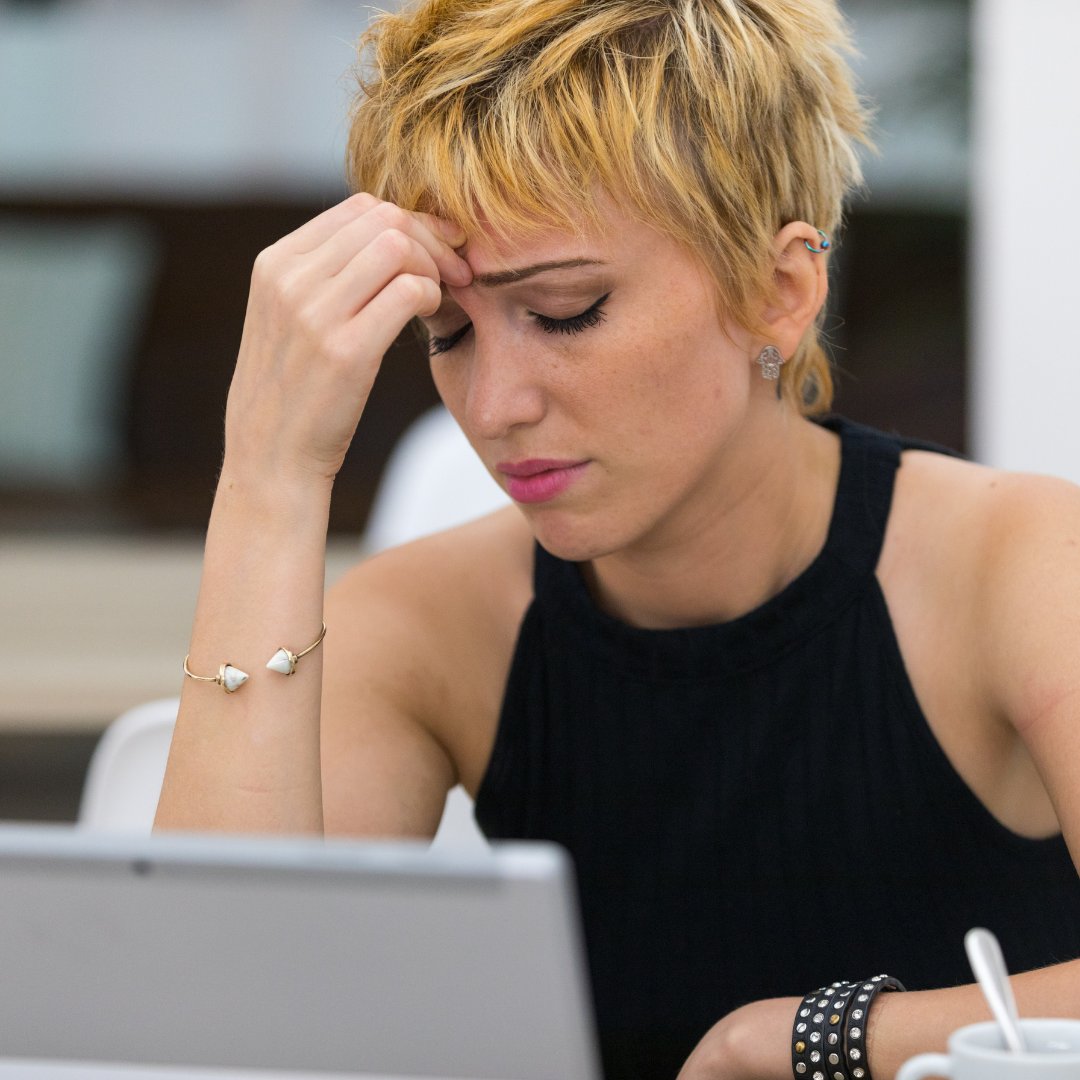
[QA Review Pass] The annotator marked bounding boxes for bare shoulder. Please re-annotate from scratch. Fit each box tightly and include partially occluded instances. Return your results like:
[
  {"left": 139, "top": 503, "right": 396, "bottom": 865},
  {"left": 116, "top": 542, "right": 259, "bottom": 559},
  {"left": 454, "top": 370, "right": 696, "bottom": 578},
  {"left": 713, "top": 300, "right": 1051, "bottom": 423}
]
[
  {"left": 877, "top": 449, "right": 1080, "bottom": 840},
  {"left": 880, "top": 450, "right": 993, "bottom": 648},
  {"left": 885, "top": 446, "right": 1080, "bottom": 724},
  {"left": 883, "top": 448, "right": 1080, "bottom": 572},
  {"left": 332, "top": 504, "right": 533, "bottom": 633},
  {"left": 958, "top": 461, "right": 1080, "bottom": 730},
  {"left": 322, "top": 506, "right": 535, "bottom": 823}
]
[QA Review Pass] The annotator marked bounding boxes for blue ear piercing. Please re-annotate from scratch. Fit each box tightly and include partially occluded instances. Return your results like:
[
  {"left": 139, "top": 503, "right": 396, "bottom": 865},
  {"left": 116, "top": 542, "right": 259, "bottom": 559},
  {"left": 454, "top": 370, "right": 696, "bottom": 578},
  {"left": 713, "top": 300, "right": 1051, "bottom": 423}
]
[{"left": 805, "top": 229, "right": 831, "bottom": 254}]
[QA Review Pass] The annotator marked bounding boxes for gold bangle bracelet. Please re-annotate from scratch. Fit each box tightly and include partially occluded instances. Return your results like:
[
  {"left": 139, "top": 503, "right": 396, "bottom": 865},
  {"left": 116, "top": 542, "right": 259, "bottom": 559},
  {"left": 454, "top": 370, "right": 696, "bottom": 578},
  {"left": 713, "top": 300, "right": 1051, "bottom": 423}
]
[{"left": 183, "top": 622, "right": 327, "bottom": 692}]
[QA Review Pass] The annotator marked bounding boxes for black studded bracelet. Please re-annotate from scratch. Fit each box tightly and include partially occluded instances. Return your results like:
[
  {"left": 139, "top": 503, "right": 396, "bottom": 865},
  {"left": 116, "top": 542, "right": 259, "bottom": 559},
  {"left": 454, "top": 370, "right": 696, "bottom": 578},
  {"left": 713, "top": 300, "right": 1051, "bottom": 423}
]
[
  {"left": 790, "top": 975, "right": 905, "bottom": 1080},
  {"left": 791, "top": 981, "right": 857, "bottom": 1080}
]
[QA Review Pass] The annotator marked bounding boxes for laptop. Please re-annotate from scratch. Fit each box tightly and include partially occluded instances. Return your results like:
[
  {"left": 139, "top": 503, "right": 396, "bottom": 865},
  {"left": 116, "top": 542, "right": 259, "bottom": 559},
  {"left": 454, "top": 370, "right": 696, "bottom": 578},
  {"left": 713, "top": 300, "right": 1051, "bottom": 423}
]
[{"left": 0, "top": 825, "right": 601, "bottom": 1080}]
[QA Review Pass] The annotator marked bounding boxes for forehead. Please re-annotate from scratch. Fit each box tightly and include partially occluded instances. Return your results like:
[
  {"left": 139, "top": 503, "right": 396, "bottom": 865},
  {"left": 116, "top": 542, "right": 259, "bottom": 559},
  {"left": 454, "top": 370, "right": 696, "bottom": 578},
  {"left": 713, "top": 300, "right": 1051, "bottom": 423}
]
[{"left": 458, "top": 201, "right": 688, "bottom": 280}]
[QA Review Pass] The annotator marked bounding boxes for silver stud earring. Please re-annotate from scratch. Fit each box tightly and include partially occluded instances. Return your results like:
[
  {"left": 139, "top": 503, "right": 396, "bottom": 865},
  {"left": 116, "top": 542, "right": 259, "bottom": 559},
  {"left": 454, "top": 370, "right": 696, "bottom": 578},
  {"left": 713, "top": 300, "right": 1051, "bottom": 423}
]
[{"left": 757, "top": 345, "right": 784, "bottom": 380}]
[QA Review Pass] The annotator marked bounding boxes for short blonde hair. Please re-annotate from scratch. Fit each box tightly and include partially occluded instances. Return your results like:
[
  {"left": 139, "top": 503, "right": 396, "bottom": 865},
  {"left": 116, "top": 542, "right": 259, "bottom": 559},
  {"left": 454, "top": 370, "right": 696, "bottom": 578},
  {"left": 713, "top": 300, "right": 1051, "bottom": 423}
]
[{"left": 347, "top": 0, "right": 872, "bottom": 412}]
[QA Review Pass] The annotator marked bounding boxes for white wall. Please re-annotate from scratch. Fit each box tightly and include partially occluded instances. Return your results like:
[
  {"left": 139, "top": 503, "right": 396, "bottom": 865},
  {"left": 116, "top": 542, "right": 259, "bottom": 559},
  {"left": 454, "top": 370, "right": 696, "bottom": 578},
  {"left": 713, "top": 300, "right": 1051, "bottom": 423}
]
[
  {"left": 0, "top": 0, "right": 379, "bottom": 199},
  {"left": 971, "top": 0, "right": 1080, "bottom": 475}
]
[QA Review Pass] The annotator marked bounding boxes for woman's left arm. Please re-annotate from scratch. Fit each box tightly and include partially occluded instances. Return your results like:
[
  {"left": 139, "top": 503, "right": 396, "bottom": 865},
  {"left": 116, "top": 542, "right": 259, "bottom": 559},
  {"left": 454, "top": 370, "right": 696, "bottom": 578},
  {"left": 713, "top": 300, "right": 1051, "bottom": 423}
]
[
  {"left": 862, "top": 470, "right": 1080, "bottom": 1074},
  {"left": 680, "top": 472, "right": 1080, "bottom": 1080},
  {"left": 678, "top": 961, "right": 1080, "bottom": 1080}
]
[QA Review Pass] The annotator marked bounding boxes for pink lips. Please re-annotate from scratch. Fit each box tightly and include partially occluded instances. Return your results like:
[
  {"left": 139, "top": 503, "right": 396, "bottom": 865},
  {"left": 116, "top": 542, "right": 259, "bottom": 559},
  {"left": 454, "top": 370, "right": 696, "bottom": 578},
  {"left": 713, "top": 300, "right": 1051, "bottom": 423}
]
[{"left": 497, "top": 458, "right": 590, "bottom": 504}]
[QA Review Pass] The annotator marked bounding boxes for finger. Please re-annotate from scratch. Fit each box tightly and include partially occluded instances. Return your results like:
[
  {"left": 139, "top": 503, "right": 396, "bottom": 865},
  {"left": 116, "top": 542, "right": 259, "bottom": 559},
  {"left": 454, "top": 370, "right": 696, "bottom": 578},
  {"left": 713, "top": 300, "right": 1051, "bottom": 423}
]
[
  {"left": 313, "top": 202, "right": 471, "bottom": 287},
  {"left": 401, "top": 210, "right": 472, "bottom": 285},
  {"left": 337, "top": 273, "right": 443, "bottom": 361},
  {"left": 279, "top": 192, "right": 381, "bottom": 255},
  {"left": 312, "top": 229, "right": 443, "bottom": 324},
  {"left": 409, "top": 209, "right": 468, "bottom": 250}
]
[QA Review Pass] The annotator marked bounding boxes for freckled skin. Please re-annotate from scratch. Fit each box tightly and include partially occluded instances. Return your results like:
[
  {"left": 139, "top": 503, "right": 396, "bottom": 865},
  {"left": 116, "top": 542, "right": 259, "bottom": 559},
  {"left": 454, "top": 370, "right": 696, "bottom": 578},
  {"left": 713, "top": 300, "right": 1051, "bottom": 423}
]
[{"left": 426, "top": 208, "right": 762, "bottom": 567}]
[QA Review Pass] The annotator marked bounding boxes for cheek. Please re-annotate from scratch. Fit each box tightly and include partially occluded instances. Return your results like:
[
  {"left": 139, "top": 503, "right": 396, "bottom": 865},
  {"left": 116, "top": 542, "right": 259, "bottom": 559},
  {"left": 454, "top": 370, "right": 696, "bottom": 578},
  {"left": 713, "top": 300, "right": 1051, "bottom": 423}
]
[
  {"left": 429, "top": 357, "right": 464, "bottom": 416},
  {"left": 626, "top": 324, "right": 743, "bottom": 443}
]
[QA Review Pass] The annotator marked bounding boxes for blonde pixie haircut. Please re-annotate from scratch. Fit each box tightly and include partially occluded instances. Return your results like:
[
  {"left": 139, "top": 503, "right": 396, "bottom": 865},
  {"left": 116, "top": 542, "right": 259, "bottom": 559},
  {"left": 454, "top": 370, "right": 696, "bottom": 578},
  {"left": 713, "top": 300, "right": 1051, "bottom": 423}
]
[{"left": 348, "top": 0, "right": 872, "bottom": 412}]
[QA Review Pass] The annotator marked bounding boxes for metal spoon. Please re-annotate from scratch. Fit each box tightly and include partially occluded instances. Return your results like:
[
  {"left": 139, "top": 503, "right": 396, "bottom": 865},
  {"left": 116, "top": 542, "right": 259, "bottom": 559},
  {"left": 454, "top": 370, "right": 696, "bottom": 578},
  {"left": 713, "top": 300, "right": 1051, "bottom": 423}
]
[{"left": 964, "top": 926, "right": 1027, "bottom": 1052}]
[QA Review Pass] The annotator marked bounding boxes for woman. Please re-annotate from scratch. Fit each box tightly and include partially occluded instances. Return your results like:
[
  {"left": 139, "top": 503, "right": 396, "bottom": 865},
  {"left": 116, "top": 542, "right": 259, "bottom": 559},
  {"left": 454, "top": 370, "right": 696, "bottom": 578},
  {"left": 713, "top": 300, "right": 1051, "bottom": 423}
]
[{"left": 156, "top": 1, "right": 1080, "bottom": 1077}]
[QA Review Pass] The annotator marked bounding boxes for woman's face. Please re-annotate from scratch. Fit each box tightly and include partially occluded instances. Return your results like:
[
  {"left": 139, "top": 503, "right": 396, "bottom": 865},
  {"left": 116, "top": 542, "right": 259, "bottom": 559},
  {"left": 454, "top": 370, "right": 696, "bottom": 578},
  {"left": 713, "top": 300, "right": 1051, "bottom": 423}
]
[{"left": 422, "top": 204, "right": 762, "bottom": 562}]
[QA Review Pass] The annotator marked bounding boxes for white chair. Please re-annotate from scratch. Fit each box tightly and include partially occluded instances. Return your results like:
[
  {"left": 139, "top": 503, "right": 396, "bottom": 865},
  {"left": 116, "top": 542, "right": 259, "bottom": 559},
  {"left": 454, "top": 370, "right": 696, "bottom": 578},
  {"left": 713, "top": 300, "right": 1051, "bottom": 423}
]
[
  {"left": 362, "top": 404, "right": 510, "bottom": 554},
  {"left": 78, "top": 696, "right": 177, "bottom": 832}
]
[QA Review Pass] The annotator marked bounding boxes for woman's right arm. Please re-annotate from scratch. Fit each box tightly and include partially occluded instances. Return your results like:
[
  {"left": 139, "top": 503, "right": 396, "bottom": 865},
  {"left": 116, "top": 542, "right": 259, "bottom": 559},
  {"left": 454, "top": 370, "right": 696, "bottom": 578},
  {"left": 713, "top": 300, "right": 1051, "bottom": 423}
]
[{"left": 154, "top": 193, "right": 471, "bottom": 836}]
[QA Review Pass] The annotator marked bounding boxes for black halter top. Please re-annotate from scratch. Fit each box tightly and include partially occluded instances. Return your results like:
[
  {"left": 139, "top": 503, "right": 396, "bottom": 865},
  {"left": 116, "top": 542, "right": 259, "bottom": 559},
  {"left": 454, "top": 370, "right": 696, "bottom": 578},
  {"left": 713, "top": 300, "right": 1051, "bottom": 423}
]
[{"left": 474, "top": 418, "right": 1080, "bottom": 1080}]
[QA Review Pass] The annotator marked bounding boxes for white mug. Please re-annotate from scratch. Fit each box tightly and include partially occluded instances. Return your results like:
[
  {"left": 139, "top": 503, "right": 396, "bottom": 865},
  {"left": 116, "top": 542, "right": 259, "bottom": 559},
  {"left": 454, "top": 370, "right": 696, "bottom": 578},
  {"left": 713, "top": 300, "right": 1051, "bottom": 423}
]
[{"left": 897, "top": 1019, "right": 1080, "bottom": 1080}]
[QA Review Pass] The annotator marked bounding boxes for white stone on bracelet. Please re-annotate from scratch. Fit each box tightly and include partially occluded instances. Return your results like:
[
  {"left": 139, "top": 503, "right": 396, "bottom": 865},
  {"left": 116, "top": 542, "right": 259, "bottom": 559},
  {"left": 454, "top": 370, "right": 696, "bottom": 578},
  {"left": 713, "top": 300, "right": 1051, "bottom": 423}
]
[
  {"left": 183, "top": 657, "right": 250, "bottom": 694},
  {"left": 266, "top": 622, "right": 327, "bottom": 676},
  {"left": 266, "top": 649, "right": 299, "bottom": 675},
  {"left": 220, "top": 665, "right": 249, "bottom": 692}
]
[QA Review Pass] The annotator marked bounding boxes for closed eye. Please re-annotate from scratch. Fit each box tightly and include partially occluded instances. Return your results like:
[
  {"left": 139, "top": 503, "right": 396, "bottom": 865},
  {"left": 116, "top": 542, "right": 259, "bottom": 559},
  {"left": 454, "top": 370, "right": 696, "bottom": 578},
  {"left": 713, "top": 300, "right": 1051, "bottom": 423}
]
[
  {"left": 427, "top": 292, "right": 612, "bottom": 356},
  {"left": 428, "top": 324, "right": 471, "bottom": 356},
  {"left": 534, "top": 292, "right": 610, "bottom": 335}
]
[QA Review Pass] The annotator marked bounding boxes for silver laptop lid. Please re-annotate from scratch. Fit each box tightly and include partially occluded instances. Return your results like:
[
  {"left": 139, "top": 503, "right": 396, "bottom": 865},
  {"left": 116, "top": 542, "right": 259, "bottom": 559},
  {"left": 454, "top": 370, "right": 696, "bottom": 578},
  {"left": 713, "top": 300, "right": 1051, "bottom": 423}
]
[{"left": 0, "top": 826, "right": 601, "bottom": 1080}]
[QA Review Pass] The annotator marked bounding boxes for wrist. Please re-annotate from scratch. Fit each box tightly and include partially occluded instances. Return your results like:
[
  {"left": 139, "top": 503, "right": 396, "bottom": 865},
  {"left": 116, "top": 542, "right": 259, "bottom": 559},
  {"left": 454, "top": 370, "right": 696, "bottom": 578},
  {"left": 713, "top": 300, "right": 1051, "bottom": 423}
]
[
  {"left": 192, "top": 466, "right": 332, "bottom": 666},
  {"left": 791, "top": 976, "right": 906, "bottom": 1080},
  {"left": 215, "top": 460, "right": 334, "bottom": 530},
  {"left": 866, "top": 984, "right": 976, "bottom": 1080}
]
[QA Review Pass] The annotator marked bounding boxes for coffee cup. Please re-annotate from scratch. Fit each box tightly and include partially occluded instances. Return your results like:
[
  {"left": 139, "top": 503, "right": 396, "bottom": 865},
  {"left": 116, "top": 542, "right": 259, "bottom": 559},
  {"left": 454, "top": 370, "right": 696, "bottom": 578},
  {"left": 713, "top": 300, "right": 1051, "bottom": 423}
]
[{"left": 897, "top": 1019, "right": 1080, "bottom": 1080}]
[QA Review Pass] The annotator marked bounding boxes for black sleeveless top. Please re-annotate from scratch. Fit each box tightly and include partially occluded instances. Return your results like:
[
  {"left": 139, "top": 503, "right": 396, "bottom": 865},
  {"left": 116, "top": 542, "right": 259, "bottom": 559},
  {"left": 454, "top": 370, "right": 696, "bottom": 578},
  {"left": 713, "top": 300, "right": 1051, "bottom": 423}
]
[{"left": 474, "top": 419, "right": 1080, "bottom": 1080}]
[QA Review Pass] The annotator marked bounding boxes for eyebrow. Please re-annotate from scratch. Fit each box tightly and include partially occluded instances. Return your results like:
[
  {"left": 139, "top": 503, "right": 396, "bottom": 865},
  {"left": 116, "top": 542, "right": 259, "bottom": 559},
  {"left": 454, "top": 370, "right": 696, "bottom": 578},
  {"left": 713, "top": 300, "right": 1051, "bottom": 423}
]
[{"left": 470, "top": 257, "right": 607, "bottom": 288}]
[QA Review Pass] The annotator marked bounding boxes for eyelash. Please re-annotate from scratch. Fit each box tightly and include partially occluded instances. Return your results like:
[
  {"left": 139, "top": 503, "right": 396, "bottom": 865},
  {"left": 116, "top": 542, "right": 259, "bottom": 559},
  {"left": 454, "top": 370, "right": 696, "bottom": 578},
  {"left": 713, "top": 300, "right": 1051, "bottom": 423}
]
[{"left": 428, "top": 293, "right": 611, "bottom": 356}]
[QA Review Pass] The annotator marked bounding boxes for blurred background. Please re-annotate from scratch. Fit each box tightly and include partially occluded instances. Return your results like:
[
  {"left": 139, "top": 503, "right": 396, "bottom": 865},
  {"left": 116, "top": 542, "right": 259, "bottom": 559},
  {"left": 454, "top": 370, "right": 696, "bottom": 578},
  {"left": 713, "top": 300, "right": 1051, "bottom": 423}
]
[{"left": 0, "top": 0, "right": 999, "bottom": 819}]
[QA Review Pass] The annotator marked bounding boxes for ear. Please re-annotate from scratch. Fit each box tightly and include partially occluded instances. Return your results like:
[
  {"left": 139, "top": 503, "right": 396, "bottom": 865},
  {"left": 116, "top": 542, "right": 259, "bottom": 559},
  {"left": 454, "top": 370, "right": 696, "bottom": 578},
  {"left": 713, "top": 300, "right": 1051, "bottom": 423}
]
[{"left": 756, "top": 222, "right": 830, "bottom": 359}]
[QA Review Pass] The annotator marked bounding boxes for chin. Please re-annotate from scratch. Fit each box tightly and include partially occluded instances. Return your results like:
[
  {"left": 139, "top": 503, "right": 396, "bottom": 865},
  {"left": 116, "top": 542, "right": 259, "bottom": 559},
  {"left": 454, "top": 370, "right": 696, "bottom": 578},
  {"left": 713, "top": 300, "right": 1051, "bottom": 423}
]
[{"left": 523, "top": 507, "right": 635, "bottom": 564}]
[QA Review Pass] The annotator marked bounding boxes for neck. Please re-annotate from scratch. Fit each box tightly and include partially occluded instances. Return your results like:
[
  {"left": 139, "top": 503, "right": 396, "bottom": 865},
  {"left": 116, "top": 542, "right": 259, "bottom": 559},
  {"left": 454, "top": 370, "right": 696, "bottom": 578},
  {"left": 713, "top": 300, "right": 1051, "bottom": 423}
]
[{"left": 585, "top": 410, "right": 841, "bottom": 629}]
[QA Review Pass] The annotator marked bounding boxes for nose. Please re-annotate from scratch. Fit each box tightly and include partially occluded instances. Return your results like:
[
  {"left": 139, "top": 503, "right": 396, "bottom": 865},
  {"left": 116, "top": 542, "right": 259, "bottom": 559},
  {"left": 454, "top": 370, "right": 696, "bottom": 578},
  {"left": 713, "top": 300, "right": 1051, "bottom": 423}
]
[{"left": 461, "top": 330, "right": 547, "bottom": 442}]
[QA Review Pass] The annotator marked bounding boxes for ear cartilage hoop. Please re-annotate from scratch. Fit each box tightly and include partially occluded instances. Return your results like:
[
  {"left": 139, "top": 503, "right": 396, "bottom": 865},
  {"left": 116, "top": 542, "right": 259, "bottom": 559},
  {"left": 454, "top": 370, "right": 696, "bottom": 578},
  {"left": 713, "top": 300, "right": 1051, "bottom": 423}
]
[
  {"left": 757, "top": 345, "right": 785, "bottom": 381},
  {"left": 183, "top": 658, "right": 250, "bottom": 694},
  {"left": 805, "top": 229, "right": 831, "bottom": 254},
  {"left": 266, "top": 622, "right": 328, "bottom": 676}
]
